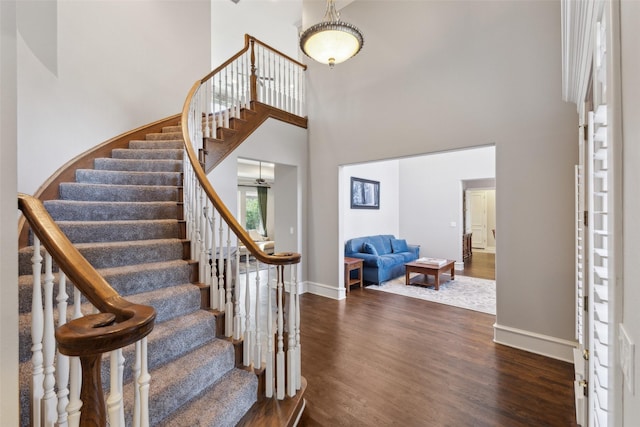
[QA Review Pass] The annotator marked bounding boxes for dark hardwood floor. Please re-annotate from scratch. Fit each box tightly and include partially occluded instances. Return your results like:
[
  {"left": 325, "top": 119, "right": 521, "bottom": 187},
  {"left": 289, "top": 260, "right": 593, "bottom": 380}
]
[
  {"left": 462, "top": 251, "right": 495, "bottom": 280},
  {"left": 298, "top": 287, "right": 576, "bottom": 426}
]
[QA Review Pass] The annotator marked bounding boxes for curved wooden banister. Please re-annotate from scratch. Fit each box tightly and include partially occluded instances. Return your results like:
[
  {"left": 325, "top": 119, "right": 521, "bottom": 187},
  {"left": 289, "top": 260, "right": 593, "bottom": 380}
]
[
  {"left": 251, "top": 36, "right": 307, "bottom": 70},
  {"left": 180, "top": 86, "right": 300, "bottom": 266},
  {"left": 18, "top": 193, "right": 156, "bottom": 354},
  {"left": 181, "top": 33, "right": 306, "bottom": 404}
]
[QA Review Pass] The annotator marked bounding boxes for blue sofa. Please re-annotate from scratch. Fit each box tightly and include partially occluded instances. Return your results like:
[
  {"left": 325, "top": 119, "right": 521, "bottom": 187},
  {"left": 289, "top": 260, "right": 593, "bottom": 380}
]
[{"left": 345, "top": 235, "right": 420, "bottom": 285}]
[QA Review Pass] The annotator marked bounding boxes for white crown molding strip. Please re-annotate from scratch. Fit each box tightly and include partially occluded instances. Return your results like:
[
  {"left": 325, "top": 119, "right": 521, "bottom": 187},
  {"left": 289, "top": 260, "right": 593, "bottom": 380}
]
[{"left": 493, "top": 322, "right": 577, "bottom": 363}]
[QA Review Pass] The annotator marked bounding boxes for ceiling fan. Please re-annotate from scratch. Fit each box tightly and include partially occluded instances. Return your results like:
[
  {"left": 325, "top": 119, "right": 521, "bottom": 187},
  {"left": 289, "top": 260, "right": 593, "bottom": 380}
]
[{"left": 255, "top": 162, "right": 270, "bottom": 188}]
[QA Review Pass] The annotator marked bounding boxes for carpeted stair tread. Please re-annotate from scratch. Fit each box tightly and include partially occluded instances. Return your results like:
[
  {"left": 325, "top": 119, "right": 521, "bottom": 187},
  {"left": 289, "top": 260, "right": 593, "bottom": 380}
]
[
  {"left": 59, "top": 182, "right": 179, "bottom": 202},
  {"left": 122, "top": 339, "right": 237, "bottom": 426},
  {"left": 18, "top": 238, "right": 185, "bottom": 277},
  {"left": 111, "top": 148, "right": 183, "bottom": 160},
  {"left": 157, "top": 369, "right": 258, "bottom": 427},
  {"left": 94, "top": 158, "right": 182, "bottom": 172},
  {"left": 17, "top": 257, "right": 191, "bottom": 314},
  {"left": 128, "top": 140, "right": 184, "bottom": 150},
  {"left": 17, "top": 283, "right": 201, "bottom": 364},
  {"left": 74, "top": 238, "right": 186, "bottom": 269},
  {"left": 55, "top": 219, "right": 181, "bottom": 243},
  {"left": 75, "top": 169, "right": 182, "bottom": 186},
  {"left": 101, "top": 310, "right": 218, "bottom": 387},
  {"left": 162, "top": 125, "right": 182, "bottom": 133},
  {"left": 44, "top": 200, "right": 179, "bottom": 221},
  {"left": 97, "top": 259, "right": 193, "bottom": 296},
  {"left": 145, "top": 131, "right": 183, "bottom": 141}
]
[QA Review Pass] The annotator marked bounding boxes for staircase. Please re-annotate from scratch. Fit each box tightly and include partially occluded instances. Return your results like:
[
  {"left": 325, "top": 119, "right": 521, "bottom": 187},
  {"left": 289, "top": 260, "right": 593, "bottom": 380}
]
[
  {"left": 18, "top": 125, "right": 259, "bottom": 426},
  {"left": 17, "top": 35, "right": 309, "bottom": 426}
]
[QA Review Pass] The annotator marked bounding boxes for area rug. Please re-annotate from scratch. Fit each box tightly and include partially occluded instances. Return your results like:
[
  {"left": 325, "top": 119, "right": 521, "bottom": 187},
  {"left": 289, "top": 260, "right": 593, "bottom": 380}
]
[{"left": 368, "top": 274, "right": 496, "bottom": 315}]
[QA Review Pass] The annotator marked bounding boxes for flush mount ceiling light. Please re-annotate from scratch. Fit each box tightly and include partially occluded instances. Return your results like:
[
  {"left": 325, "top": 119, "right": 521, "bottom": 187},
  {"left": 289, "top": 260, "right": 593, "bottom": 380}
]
[{"left": 299, "top": 0, "right": 364, "bottom": 68}]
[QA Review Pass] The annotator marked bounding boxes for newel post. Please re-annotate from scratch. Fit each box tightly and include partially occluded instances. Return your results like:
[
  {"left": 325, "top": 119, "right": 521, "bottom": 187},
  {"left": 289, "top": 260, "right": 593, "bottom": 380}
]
[
  {"left": 250, "top": 38, "right": 258, "bottom": 103},
  {"left": 79, "top": 354, "right": 106, "bottom": 427}
]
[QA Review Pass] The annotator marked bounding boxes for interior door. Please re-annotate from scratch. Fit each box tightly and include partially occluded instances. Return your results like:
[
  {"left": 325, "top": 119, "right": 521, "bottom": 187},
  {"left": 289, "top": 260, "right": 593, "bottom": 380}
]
[{"left": 467, "top": 190, "right": 487, "bottom": 249}]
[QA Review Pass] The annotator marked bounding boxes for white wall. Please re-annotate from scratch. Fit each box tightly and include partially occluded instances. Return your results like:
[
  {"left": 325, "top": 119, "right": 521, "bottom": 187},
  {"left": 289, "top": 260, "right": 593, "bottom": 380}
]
[
  {"left": 211, "top": 0, "right": 301, "bottom": 66},
  {"left": 17, "top": 0, "right": 211, "bottom": 195},
  {"left": 209, "top": 118, "right": 308, "bottom": 279},
  {"left": 342, "top": 160, "right": 400, "bottom": 240},
  {"left": 0, "top": 1, "right": 19, "bottom": 423},
  {"left": 399, "top": 146, "right": 495, "bottom": 262},
  {"left": 304, "top": 0, "right": 578, "bottom": 359},
  {"left": 620, "top": 0, "right": 640, "bottom": 424}
]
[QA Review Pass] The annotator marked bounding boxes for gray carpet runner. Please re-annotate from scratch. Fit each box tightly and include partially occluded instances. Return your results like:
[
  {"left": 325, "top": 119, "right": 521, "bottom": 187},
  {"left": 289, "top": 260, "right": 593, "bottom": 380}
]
[{"left": 18, "top": 126, "right": 257, "bottom": 426}]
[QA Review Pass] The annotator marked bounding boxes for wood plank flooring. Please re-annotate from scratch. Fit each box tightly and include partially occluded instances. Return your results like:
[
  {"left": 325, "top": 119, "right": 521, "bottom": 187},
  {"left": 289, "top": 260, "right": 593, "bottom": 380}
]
[
  {"left": 462, "top": 251, "right": 495, "bottom": 280},
  {"left": 298, "top": 288, "right": 577, "bottom": 426}
]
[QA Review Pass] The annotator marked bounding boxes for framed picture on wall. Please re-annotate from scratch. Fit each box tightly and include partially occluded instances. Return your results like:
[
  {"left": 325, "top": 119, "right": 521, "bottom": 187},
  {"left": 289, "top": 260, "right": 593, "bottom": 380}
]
[{"left": 351, "top": 177, "right": 380, "bottom": 209}]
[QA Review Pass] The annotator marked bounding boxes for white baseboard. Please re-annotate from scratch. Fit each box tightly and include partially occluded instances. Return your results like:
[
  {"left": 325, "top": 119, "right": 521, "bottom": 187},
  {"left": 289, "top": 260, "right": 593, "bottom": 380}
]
[
  {"left": 454, "top": 261, "right": 464, "bottom": 271},
  {"left": 493, "top": 322, "right": 577, "bottom": 363},
  {"left": 301, "top": 281, "right": 345, "bottom": 300}
]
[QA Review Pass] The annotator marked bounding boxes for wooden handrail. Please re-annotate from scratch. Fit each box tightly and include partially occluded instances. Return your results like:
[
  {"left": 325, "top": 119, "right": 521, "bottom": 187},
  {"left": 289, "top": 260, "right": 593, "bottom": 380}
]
[
  {"left": 19, "top": 193, "right": 156, "bottom": 426},
  {"left": 200, "top": 34, "right": 306, "bottom": 84},
  {"left": 18, "top": 193, "right": 156, "bottom": 353},
  {"left": 182, "top": 35, "right": 304, "bottom": 267},
  {"left": 181, "top": 85, "right": 300, "bottom": 266}
]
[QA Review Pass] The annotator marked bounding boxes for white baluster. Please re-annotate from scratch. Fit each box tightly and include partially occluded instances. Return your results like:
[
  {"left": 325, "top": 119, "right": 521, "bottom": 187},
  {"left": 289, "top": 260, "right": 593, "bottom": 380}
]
[
  {"left": 210, "top": 210, "right": 219, "bottom": 310},
  {"left": 233, "top": 239, "right": 242, "bottom": 341},
  {"left": 287, "top": 266, "right": 297, "bottom": 397},
  {"left": 235, "top": 59, "right": 241, "bottom": 118},
  {"left": 135, "top": 338, "right": 150, "bottom": 427},
  {"left": 265, "top": 266, "right": 274, "bottom": 398},
  {"left": 294, "top": 266, "right": 302, "bottom": 390},
  {"left": 267, "top": 50, "right": 273, "bottom": 106},
  {"left": 254, "top": 262, "right": 262, "bottom": 369},
  {"left": 301, "top": 64, "right": 306, "bottom": 117},
  {"left": 224, "top": 67, "right": 229, "bottom": 128},
  {"left": 244, "top": 257, "right": 252, "bottom": 366},
  {"left": 205, "top": 200, "right": 214, "bottom": 307},
  {"left": 107, "top": 349, "right": 125, "bottom": 427},
  {"left": 56, "top": 272, "right": 70, "bottom": 427},
  {"left": 217, "top": 217, "right": 226, "bottom": 312},
  {"left": 199, "top": 191, "right": 208, "bottom": 286},
  {"left": 225, "top": 226, "right": 234, "bottom": 337},
  {"left": 42, "top": 251, "right": 57, "bottom": 426},
  {"left": 66, "top": 288, "right": 83, "bottom": 427},
  {"left": 203, "top": 81, "right": 211, "bottom": 138},
  {"left": 31, "top": 237, "right": 44, "bottom": 427},
  {"left": 276, "top": 266, "right": 285, "bottom": 399},
  {"left": 133, "top": 339, "right": 141, "bottom": 427}
]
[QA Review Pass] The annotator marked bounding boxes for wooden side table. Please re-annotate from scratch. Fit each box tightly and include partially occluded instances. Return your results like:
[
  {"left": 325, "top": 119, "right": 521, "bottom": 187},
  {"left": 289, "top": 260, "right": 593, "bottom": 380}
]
[{"left": 344, "top": 257, "right": 364, "bottom": 294}]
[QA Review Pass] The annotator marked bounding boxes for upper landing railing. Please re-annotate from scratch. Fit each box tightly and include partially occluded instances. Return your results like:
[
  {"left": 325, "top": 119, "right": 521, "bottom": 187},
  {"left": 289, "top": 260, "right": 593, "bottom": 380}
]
[{"left": 181, "top": 35, "right": 307, "bottom": 400}]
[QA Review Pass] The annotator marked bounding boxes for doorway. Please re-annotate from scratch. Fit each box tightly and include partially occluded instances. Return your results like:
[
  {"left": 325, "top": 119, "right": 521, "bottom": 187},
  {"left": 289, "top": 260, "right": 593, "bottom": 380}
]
[
  {"left": 463, "top": 181, "right": 496, "bottom": 253},
  {"left": 462, "top": 179, "right": 496, "bottom": 280}
]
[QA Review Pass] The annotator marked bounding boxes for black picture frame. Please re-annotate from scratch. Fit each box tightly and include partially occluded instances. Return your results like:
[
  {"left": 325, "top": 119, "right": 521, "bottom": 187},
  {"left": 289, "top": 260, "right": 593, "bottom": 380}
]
[{"left": 350, "top": 177, "right": 380, "bottom": 209}]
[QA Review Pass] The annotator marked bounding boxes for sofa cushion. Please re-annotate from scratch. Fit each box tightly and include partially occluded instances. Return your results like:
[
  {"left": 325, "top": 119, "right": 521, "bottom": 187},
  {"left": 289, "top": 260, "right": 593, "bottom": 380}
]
[
  {"left": 369, "top": 235, "right": 392, "bottom": 255},
  {"left": 362, "top": 242, "right": 378, "bottom": 256},
  {"left": 391, "top": 238, "right": 408, "bottom": 253},
  {"left": 378, "top": 253, "right": 405, "bottom": 268}
]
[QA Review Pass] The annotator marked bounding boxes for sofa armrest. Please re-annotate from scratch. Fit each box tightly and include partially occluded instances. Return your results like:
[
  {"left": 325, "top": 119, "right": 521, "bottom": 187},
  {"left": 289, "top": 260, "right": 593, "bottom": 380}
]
[{"left": 408, "top": 244, "right": 420, "bottom": 257}]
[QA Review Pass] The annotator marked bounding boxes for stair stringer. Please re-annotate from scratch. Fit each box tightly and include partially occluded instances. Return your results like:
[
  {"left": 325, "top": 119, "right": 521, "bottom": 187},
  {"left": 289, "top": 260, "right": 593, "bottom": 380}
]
[{"left": 202, "top": 101, "right": 307, "bottom": 173}]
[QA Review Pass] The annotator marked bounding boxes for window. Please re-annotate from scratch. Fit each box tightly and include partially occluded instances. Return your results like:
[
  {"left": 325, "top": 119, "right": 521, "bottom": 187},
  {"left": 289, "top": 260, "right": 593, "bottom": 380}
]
[{"left": 238, "top": 187, "right": 264, "bottom": 234}]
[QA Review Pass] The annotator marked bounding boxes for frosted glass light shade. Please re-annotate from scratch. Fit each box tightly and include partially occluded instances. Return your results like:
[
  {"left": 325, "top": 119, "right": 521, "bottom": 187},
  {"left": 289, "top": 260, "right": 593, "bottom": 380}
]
[{"left": 300, "top": 21, "right": 364, "bottom": 67}]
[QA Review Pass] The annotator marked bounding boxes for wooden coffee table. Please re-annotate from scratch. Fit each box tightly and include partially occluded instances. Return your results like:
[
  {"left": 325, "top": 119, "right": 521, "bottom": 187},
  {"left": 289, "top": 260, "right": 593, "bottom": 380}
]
[{"left": 405, "top": 260, "right": 455, "bottom": 291}]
